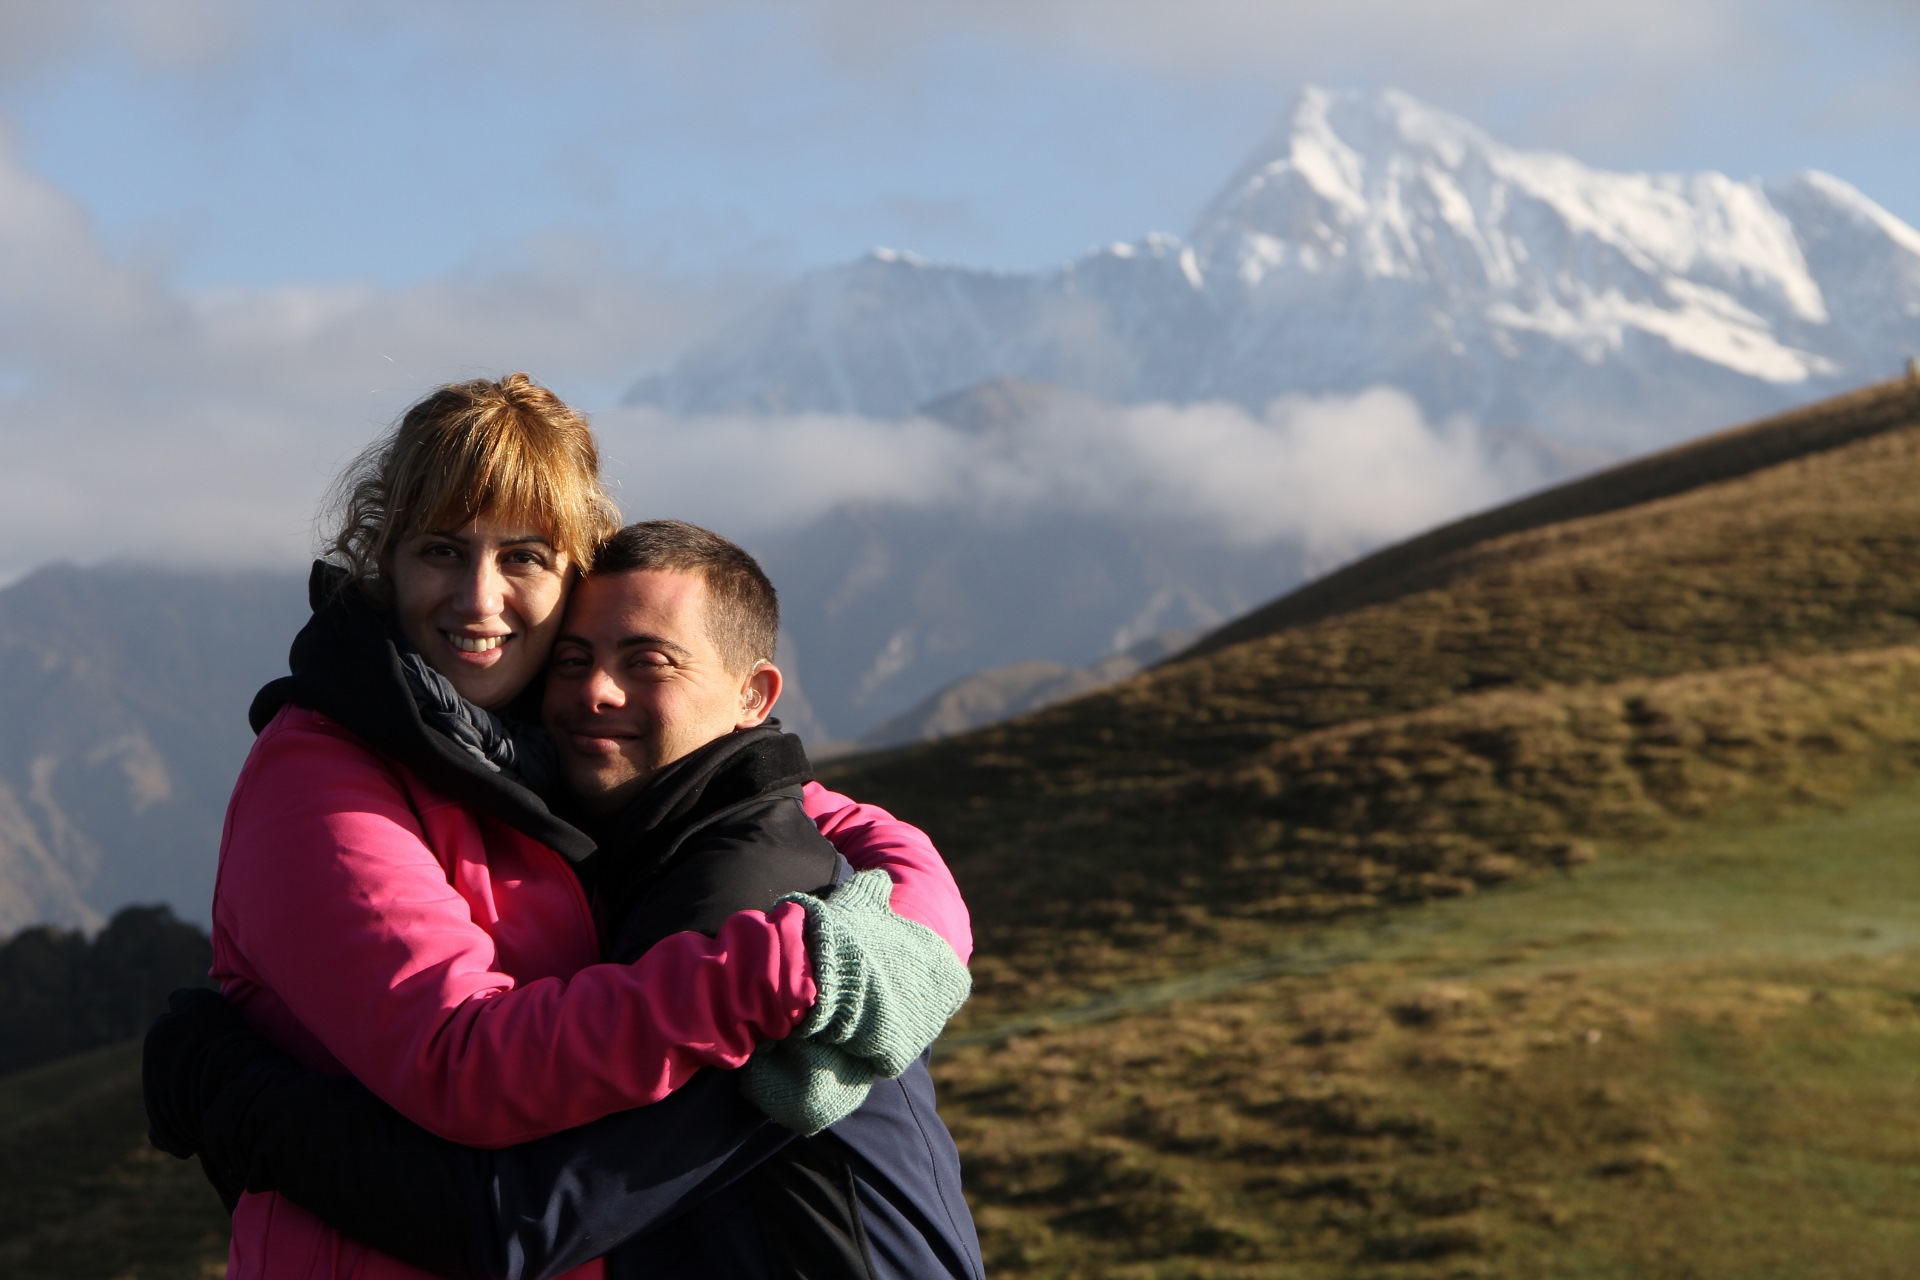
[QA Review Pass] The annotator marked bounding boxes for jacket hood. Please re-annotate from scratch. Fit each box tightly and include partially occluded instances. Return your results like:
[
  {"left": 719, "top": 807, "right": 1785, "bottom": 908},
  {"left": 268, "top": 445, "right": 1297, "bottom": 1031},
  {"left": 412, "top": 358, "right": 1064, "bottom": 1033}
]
[{"left": 250, "top": 561, "right": 596, "bottom": 865}]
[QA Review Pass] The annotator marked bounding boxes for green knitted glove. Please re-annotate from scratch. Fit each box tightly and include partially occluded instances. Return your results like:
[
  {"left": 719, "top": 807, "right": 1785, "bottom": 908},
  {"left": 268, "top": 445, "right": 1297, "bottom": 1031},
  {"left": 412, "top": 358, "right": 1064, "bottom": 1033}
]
[
  {"left": 741, "top": 1037, "right": 874, "bottom": 1136},
  {"left": 790, "top": 868, "right": 972, "bottom": 1078}
]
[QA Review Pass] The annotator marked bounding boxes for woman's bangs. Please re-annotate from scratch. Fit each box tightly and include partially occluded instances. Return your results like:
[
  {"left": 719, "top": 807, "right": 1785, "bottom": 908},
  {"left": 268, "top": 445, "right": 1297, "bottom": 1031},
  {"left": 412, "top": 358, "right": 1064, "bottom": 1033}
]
[{"left": 409, "top": 423, "right": 598, "bottom": 566}]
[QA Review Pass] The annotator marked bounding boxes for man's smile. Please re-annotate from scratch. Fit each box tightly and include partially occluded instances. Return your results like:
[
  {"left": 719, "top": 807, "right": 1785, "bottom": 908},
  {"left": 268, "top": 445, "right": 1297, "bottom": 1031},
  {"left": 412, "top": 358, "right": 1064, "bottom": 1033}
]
[{"left": 552, "top": 719, "right": 644, "bottom": 756}]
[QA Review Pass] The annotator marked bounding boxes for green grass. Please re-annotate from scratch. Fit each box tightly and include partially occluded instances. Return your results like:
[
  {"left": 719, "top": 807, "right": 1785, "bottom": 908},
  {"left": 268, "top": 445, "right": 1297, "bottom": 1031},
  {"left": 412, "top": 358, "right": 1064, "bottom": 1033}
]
[
  {"left": 934, "top": 782, "right": 1920, "bottom": 1278},
  {"left": 1345, "top": 786, "right": 1920, "bottom": 975},
  {"left": 0, "top": 1040, "right": 228, "bottom": 1279}
]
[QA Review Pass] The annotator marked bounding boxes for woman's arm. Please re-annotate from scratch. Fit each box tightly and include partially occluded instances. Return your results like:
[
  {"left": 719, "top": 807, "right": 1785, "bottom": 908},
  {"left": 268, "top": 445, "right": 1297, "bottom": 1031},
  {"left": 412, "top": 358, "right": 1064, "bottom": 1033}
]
[
  {"left": 215, "top": 714, "right": 817, "bottom": 1148},
  {"left": 802, "top": 782, "right": 973, "bottom": 963}
]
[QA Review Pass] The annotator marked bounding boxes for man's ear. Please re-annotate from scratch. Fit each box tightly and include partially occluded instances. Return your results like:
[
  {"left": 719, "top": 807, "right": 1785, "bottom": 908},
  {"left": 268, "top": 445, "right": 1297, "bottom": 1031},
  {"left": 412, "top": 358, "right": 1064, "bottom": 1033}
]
[{"left": 736, "top": 662, "right": 782, "bottom": 730}]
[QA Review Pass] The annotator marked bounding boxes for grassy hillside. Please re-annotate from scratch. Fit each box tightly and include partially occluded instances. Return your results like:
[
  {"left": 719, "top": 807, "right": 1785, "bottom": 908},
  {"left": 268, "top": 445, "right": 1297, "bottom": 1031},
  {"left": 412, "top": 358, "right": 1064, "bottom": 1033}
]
[
  {"left": 0, "top": 1039, "right": 228, "bottom": 1278},
  {"left": 813, "top": 375, "right": 1920, "bottom": 1273},
  {"left": 937, "top": 789, "right": 1920, "bottom": 1277},
  {"left": 825, "top": 376, "right": 1920, "bottom": 1012}
]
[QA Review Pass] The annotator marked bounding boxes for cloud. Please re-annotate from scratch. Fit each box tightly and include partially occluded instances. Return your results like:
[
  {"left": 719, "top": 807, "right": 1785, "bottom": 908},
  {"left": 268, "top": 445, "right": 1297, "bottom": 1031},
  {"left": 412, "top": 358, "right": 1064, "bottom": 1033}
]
[
  {"left": 597, "top": 389, "right": 1539, "bottom": 571},
  {"left": 15, "top": 3, "right": 1903, "bottom": 123},
  {"left": 0, "top": 125, "right": 766, "bottom": 580},
  {"left": 877, "top": 194, "right": 989, "bottom": 242},
  {"left": 0, "top": 98, "right": 1556, "bottom": 587},
  {"left": 0, "top": 0, "right": 254, "bottom": 81}
]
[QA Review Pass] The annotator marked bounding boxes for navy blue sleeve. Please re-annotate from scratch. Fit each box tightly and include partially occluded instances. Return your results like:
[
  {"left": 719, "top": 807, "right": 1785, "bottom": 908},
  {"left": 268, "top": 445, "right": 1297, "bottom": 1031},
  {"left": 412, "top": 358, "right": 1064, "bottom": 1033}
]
[{"left": 204, "top": 1058, "right": 790, "bottom": 1280}]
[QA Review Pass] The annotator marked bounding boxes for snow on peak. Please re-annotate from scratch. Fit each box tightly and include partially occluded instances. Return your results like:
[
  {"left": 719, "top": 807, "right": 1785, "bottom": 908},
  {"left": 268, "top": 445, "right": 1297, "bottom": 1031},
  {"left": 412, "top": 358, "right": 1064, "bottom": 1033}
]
[
  {"left": 633, "top": 86, "right": 1920, "bottom": 436},
  {"left": 1772, "top": 170, "right": 1920, "bottom": 261},
  {"left": 1183, "top": 87, "right": 1854, "bottom": 382}
]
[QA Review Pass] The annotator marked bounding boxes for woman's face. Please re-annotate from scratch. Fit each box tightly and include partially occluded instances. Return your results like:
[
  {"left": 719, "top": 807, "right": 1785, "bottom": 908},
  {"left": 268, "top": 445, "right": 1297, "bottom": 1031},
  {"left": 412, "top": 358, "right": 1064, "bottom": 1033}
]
[{"left": 386, "top": 513, "right": 571, "bottom": 711}]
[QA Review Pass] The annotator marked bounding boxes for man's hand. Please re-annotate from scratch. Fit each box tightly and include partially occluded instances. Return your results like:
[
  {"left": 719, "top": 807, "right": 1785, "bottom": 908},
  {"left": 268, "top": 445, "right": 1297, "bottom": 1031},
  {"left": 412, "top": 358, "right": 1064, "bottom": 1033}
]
[
  {"left": 143, "top": 987, "right": 275, "bottom": 1158},
  {"left": 741, "top": 869, "right": 973, "bottom": 1134},
  {"left": 741, "top": 1038, "right": 874, "bottom": 1136}
]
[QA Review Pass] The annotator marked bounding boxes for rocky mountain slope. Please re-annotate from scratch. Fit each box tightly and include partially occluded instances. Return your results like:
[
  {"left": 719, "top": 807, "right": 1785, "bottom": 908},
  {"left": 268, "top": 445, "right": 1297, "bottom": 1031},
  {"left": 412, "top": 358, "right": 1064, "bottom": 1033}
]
[
  {"left": 843, "top": 627, "right": 1202, "bottom": 754},
  {"left": 0, "top": 567, "right": 305, "bottom": 932},
  {"left": 631, "top": 88, "right": 1920, "bottom": 450}
]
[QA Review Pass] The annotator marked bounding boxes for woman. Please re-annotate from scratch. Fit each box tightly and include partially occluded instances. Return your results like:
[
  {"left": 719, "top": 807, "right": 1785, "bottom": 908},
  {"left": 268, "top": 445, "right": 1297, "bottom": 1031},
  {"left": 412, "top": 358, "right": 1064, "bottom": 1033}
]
[{"left": 208, "top": 374, "right": 970, "bottom": 1277}]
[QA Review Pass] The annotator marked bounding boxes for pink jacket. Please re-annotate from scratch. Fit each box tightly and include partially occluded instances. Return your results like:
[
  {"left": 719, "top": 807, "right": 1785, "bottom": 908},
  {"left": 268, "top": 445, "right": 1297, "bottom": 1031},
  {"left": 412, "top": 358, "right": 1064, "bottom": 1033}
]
[{"left": 211, "top": 705, "right": 969, "bottom": 1279}]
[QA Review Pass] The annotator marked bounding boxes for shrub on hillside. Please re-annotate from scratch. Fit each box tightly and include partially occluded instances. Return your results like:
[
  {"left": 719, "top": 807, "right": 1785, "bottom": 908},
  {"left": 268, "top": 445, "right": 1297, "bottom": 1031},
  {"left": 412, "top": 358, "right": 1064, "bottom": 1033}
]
[{"left": 0, "top": 905, "right": 213, "bottom": 1076}]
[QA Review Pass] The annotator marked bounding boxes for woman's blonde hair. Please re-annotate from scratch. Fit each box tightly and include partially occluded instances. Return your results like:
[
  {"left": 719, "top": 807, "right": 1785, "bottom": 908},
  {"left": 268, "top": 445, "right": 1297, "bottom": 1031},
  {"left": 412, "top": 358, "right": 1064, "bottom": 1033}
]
[{"left": 323, "top": 373, "right": 621, "bottom": 596}]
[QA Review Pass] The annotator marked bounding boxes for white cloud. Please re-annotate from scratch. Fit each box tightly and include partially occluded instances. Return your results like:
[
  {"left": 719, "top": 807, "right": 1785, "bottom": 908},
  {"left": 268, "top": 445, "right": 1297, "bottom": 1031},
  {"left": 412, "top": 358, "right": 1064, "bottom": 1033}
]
[
  {"left": 13, "top": 2, "right": 1911, "bottom": 125},
  {"left": 0, "top": 91, "right": 1550, "bottom": 584},
  {"left": 598, "top": 389, "right": 1533, "bottom": 570},
  {"left": 0, "top": 0, "right": 253, "bottom": 81},
  {"left": 0, "top": 125, "right": 765, "bottom": 577}
]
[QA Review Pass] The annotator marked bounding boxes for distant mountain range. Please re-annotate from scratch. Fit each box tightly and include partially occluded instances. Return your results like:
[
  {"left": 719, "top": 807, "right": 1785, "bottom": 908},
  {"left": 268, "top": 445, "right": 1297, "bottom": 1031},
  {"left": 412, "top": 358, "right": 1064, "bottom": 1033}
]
[
  {"left": 843, "top": 626, "right": 1205, "bottom": 755},
  {"left": 617, "top": 85, "right": 1920, "bottom": 747},
  {"left": 630, "top": 88, "right": 1920, "bottom": 450}
]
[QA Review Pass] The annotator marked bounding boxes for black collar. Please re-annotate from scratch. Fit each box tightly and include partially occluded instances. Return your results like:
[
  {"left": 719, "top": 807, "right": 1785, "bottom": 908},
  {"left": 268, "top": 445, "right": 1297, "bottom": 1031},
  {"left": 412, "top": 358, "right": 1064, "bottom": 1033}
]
[{"left": 589, "top": 725, "right": 814, "bottom": 925}]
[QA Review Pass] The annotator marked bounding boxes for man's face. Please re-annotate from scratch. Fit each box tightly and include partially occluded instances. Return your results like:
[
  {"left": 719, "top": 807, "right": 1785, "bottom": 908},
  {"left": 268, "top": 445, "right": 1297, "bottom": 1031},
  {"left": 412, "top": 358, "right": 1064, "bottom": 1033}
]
[{"left": 541, "top": 568, "right": 779, "bottom": 814}]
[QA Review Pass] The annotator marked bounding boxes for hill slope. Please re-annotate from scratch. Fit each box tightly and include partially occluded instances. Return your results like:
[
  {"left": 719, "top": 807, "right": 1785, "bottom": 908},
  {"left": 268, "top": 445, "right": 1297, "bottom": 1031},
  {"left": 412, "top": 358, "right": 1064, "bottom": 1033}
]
[
  {"left": 810, "top": 373, "right": 1920, "bottom": 1273},
  {"left": 825, "top": 374, "right": 1920, "bottom": 1003},
  {"left": 936, "top": 789, "right": 1920, "bottom": 1277}
]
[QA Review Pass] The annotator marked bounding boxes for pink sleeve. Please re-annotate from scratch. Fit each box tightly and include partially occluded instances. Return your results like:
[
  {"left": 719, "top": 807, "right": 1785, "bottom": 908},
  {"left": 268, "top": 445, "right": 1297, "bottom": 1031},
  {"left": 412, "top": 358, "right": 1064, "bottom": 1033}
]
[
  {"left": 803, "top": 780, "right": 973, "bottom": 964},
  {"left": 214, "top": 718, "right": 816, "bottom": 1148}
]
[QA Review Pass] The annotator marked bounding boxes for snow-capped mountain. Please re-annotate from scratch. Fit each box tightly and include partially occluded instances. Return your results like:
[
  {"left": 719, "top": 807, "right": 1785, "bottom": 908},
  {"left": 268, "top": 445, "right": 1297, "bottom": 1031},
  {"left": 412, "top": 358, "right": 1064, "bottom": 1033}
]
[{"left": 629, "top": 88, "right": 1920, "bottom": 448}]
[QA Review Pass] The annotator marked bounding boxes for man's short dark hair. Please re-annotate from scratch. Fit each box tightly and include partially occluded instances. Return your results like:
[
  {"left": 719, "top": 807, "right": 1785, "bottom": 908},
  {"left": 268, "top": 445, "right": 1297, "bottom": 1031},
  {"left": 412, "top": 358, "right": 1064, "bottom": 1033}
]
[{"left": 593, "top": 520, "right": 778, "bottom": 673}]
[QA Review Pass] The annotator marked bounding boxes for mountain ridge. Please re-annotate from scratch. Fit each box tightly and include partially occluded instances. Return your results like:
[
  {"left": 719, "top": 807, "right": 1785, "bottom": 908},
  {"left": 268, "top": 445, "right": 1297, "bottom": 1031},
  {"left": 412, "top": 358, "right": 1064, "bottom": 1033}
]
[
  {"left": 0, "top": 565, "right": 307, "bottom": 932},
  {"left": 628, "top": 88, "right": 1920, "bottom": 448}
]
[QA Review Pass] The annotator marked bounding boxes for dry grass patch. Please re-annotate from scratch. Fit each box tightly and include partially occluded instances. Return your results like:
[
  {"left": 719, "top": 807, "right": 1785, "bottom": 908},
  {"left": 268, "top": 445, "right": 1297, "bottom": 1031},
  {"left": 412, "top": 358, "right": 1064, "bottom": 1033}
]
[{"left": 938, "top": 952, "right": 1920, "bottom": 1279}]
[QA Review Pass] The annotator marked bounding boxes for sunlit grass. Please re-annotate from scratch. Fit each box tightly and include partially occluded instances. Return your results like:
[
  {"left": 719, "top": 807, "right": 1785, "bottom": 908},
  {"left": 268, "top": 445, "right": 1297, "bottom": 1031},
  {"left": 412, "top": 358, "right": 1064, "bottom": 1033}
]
[{"left": 935, "top": 785, "right": 1920, "bottom": 1277}]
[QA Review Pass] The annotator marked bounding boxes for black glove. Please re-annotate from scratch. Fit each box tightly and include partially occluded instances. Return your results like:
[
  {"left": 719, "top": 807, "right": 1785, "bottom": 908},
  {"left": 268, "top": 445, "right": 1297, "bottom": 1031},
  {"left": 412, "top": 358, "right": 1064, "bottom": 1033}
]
[{"left": 142, "top": 987, "right": 278, "bottom": 1161}]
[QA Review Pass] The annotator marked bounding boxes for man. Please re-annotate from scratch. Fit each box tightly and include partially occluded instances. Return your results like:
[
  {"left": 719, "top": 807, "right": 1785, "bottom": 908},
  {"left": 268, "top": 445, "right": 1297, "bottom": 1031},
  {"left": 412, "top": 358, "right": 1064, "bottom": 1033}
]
[{"left": 148, "top": 521, "right": 983, "bottom": 1280}]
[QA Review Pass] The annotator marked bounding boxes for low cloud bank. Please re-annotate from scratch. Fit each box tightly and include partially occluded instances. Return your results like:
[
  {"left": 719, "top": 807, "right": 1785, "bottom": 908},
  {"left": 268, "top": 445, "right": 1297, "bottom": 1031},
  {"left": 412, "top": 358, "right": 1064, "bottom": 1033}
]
[{"left": 599, "top": 390, "right": 1544, "bottom": 570}]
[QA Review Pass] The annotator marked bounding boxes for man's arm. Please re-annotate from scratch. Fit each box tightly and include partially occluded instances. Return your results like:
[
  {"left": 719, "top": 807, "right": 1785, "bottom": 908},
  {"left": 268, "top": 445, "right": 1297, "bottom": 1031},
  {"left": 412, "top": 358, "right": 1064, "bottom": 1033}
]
[{"left": 204, "top": 1055, "right": 789, "bottom": 1280}]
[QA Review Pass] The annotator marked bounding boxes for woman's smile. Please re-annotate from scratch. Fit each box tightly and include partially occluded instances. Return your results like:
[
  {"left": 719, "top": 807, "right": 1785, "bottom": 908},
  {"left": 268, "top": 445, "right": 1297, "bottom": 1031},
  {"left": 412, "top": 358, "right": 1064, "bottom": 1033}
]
[{"left": 445, "top": 632, "right": 510, "bottom": 655}]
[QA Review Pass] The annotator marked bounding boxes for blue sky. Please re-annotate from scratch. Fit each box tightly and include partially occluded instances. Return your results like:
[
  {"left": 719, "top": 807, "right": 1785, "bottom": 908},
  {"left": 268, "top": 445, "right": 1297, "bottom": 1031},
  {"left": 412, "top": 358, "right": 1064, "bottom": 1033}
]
[
  {"left": 0, "top": 0, "right": 1916, "bottom": 582},
  {"left": 6, "top": 2, "right": 1917, "bottom": 299}
]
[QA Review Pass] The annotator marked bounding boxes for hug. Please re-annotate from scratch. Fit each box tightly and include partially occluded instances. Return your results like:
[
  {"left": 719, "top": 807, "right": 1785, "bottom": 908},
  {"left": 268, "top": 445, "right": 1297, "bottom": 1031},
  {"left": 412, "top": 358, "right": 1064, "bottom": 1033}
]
[{"left": 143, "top": 373, "right": 985, "bottom": 1279}]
